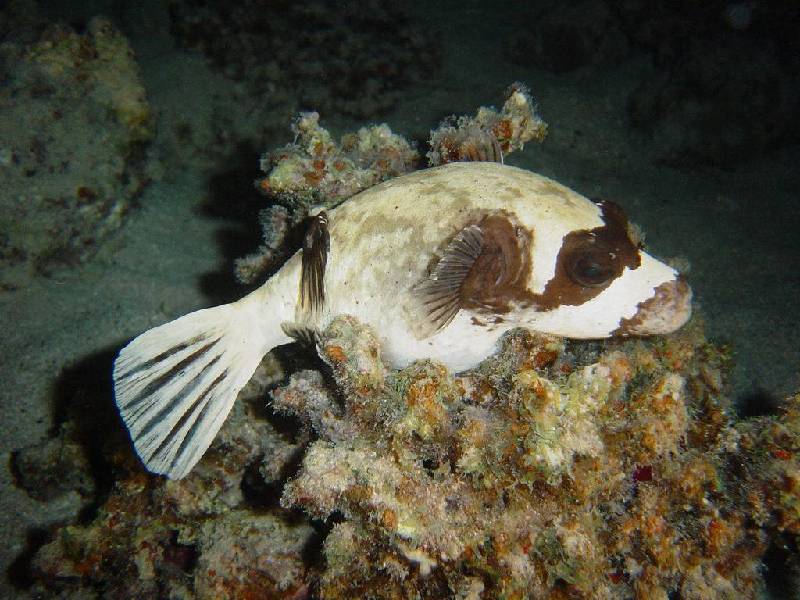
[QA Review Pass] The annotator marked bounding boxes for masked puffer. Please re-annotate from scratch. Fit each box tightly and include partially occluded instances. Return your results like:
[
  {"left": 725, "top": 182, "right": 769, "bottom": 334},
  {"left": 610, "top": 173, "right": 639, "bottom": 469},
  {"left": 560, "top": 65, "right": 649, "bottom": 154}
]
[{"left": 113, "top": 162, "right": 692, "bottom": 479}]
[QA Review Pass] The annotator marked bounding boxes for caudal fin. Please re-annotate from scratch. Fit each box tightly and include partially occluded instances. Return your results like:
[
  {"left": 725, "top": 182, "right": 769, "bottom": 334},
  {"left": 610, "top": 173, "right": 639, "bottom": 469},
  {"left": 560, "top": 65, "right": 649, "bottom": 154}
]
[{"left": 113, "top": 302, "right": 272, "bottom": 479}]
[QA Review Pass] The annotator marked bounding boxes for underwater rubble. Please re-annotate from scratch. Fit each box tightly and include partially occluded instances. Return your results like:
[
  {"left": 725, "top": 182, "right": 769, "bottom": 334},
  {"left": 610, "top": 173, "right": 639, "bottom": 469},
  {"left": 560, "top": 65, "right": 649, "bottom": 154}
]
[
  {"left": 279, "top": 316, "right": 799, "bottom": 599},
  {"left": 426, "top": 83, "right": 547, "bottom": 167},
  {"left": 23, "top": 311, "right": 800, "bottom": 599},
  {"left": 29, "top": 355, "right": 316, "bottom": 599},
  {"left": 0, "top": 17, "right": 153, "bottom": 290}
]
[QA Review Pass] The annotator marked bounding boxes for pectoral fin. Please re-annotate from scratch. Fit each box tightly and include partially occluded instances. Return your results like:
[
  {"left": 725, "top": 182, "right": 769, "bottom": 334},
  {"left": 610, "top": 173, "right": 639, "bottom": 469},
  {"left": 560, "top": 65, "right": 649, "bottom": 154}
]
[
  {"left": 408, "top": 213, "right": 533, "bottom": 338},
  {"left": 409, "top": 223, "right": 484, "bottom": 337}
]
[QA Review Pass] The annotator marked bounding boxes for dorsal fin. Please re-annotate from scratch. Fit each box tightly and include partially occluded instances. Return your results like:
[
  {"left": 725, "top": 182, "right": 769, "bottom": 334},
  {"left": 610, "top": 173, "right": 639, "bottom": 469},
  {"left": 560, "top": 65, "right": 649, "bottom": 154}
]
[
  {"left": 300, "top": 210, "right": 330, "bottom": 315},
  {"left": 408, "top": 214, "right": 533, "bottom": 338}
]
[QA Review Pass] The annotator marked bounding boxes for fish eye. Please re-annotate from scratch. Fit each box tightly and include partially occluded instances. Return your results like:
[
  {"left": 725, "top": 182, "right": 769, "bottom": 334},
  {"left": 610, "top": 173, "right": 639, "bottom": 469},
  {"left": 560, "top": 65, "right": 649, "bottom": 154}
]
[{"left": 567, "top": 249, "right": 615, "bottom": 287}]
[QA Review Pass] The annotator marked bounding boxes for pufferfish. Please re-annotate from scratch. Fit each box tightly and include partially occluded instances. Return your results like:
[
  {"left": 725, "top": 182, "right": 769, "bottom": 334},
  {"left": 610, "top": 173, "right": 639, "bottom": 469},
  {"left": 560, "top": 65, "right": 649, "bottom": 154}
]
[{"left": 113, "top": 162, "right": 692, "bottom": 479}]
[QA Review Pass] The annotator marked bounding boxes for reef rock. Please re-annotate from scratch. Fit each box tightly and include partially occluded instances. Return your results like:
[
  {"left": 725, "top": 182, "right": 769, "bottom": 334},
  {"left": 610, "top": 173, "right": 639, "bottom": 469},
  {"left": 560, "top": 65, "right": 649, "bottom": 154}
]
[
  {"left": 25, "top": 310, "right": 800, "bottom": 598},
  {"left": 277, "top": 316, "right": 796, "bottom": 599},
  {"left": 0, "top": 17, "right": 153, "bottom": 289}
]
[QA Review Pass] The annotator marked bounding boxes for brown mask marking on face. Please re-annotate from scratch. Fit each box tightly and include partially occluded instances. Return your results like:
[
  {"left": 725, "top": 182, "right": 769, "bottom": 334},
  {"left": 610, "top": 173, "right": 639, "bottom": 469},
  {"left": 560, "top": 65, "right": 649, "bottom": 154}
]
[
  {"left": 534, "top": 200, "right": 641, "bottom": 311},
  {"left": 460, "top": 213, "right": 533, "bottom": 314},
  {"left": 409, "top": 211, "right": 532, "bottom": 337},
  {"left": 413, "top": 201, "right": 643, "bottom": 336}
]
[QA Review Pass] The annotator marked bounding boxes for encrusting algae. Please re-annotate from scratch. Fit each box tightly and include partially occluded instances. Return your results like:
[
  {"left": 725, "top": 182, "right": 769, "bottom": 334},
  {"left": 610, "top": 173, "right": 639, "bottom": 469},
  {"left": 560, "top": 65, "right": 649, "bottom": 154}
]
[{"left": 21, "top": 86, "right": 800, "bottom": 599}]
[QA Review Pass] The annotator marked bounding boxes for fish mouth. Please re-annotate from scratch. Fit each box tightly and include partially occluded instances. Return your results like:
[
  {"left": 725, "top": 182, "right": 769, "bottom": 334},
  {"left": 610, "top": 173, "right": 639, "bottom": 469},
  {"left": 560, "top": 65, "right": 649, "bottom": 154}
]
[{"left": 614, "top": 275, "right": 693, "bottom": 336}]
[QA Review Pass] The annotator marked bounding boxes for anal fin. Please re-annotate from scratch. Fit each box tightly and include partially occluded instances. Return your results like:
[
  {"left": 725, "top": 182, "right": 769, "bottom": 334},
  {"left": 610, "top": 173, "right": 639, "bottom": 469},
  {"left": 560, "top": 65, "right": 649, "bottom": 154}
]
[{"left": 281, "top": 321, "right": 319, "bottom": 349}]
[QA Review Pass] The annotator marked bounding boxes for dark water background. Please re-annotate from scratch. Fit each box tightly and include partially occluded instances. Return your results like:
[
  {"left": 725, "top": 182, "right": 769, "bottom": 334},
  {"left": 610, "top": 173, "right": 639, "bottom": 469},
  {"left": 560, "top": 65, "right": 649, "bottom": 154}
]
[{"left": 1, "top": 0, "right": 798, "bottom": 596}]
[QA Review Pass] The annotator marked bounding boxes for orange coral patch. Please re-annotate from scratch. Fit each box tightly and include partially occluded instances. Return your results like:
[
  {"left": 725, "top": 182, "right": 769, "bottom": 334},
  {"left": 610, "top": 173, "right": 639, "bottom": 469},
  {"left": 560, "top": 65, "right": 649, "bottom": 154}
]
[{"left": 325, "top": 345, "right": 347, "bottom": 364}]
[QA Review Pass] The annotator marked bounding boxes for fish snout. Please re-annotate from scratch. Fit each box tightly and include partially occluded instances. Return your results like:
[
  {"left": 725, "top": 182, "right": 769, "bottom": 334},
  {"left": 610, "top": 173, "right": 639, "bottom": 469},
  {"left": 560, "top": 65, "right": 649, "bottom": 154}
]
[{"left": 616, "top": 275, "right": 692, "bottom": 336}]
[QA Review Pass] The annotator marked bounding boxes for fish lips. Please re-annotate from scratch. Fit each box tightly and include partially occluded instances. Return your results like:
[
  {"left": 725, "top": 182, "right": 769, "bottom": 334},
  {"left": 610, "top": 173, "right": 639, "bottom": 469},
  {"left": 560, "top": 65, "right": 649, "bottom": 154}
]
[{"left": 614, "top": 275, "right": 692, "bottom": 336}]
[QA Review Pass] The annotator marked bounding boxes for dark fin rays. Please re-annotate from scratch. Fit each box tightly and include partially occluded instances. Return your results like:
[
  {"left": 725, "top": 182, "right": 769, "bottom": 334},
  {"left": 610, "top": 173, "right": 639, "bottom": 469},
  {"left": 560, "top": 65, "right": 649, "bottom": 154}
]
[
  {"left": 409, "top": 213, "right": 534, "bottom": 338},
  {"left": 412, "top": 224, "right": 484, "bottom": 335},
  {"left": 281, "top": 321, "right": 320, "bottom": 349},
  {"left": 113, "top": 303, "right": 271, "bottom": 479},
  {"left": 300, "top": 211, "right": 330, "bottom": 315}
]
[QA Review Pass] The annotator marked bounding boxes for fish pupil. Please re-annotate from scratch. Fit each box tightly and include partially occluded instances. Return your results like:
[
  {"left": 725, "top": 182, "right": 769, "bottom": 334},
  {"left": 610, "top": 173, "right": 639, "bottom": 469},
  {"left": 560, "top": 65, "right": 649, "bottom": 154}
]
[{"left": 570, "top": 253, "right": 614, "bottom": 287}]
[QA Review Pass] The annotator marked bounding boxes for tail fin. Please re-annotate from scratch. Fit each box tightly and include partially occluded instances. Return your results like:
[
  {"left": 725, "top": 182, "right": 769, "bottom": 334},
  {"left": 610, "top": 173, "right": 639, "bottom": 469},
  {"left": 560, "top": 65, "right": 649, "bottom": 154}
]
[{"left": 113, "top": 301, "right": 276, "bottom": 479}]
